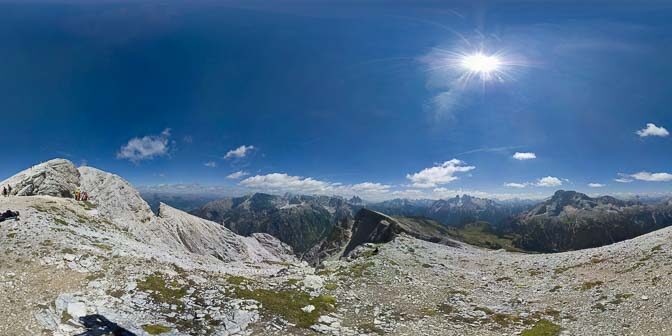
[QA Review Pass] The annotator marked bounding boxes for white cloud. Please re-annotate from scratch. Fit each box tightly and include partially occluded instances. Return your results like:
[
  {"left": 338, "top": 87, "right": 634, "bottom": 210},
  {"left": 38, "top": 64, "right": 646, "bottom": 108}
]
[
  {"left": 406, "top": 159, "right": 475, "bottom": 188},
  {"left": 512, "top": 152, "right": 537, "bottom": 160},
  {"left": 536, "top": 176, "right": 563, "bottom": 187},
  {"left": 504, "top": 182, "right": 528, "bottom": 188},
  {"left": 227, "top": 171, "right": 249, "bottom": 179},
  {"left": 238, "top": 173, "right": 394, "bottom": 200},
  {"left": 224, "top": 145, "right": 255, "bottom": 159},
  {"left": 631, "top": 171, "right": 672, "bottom": 182},
  {"left": 636, "top": 123, "right": 669, "bottom": 137},
  {"left": 614, "top": 173, "right": 633, "bottom": 183},
  {"left": 204, "top": 161, "right": 217, "bottom": 168},
  {"left": 405, "top": 187, "right": 548, "bottom": 201},
  {"left": 350, "top": 182, "right": 391, "bottom": 194},
  {"left": 391, "top": 189, "right": 426, "bottom": 198},
  {"left": 588, "top": 183, "right": 605, "bottom": 188},
  {"left": 240, "top": 173, "right": 334, "bottom": 194},
  {"left": 117, "top": 128, "right": 172, "bottom": 162}
]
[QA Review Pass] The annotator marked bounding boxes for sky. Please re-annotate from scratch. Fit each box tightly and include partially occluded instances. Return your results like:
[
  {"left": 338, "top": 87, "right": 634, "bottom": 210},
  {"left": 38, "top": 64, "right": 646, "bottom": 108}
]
[{"left": 0, "top": 1, "right": 671, "bottom": 201}]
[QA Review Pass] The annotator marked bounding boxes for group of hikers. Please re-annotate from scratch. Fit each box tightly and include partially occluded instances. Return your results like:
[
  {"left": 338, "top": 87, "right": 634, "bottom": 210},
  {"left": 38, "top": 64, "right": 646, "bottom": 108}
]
[
  {"left": 1, "top": 185, "right": 19, "bottom": 222},
  {"left": 74, "top": 188, "right": 89, "bottom": 202},
  {"left": 1, "top": 185, "right": 12, "bottom": 197}
]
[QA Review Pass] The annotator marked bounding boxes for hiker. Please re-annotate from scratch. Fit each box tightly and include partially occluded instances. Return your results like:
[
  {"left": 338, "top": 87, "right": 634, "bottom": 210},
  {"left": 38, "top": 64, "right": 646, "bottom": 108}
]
[
  {"left": 2, "top": 187, "right": 6, "bottom": 197},
  {"left": 6, "top": 185, "right": 11, "bottom": 196},
  {"left": 75, "top": 188, "right": 81, "bottom": 201},
  {"left": 82, "top": 192, "right": 88, "bottom": 202}
]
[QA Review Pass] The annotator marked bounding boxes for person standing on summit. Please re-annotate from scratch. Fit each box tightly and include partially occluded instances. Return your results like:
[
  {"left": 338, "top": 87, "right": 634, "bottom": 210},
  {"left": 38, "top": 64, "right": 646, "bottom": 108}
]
[
  {"left": 2, "top": 187, "right": 6, "bottom": 197},
  {"left": 7, "top": 185, "right": 11, "bottom": 195}
]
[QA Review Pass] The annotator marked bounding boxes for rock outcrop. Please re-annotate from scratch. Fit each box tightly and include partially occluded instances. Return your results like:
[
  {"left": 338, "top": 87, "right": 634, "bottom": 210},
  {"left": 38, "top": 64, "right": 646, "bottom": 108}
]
[
  {"left": 154, "top": 203, "right": 296, "bottom": 263},
  {"left": 78, "top": 166, "right": 156, "bottom": 231},
  {"left": 308, "top": 208, "right": 460, "bottom": 260},
  {"left": 0, "top": 158, "right": 80, "bottom": 197}
]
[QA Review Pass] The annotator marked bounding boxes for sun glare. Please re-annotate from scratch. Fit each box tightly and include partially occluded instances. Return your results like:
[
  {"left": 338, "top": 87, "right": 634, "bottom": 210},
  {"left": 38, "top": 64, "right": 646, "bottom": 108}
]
[
  {"left": 461, "top": 53, "right": 501, "bottom": 74},
  {"left": 436, "top": 49, "right": 522, "bottom": 84}
]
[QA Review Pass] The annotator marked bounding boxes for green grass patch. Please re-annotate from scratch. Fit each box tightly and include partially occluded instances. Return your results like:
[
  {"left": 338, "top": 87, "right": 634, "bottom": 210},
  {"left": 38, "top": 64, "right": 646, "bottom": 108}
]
[
  {"left": 137, "top": 273, "right": 188, "bottom": 307},
  {"left": 445, "top": 222, "right": 524, "bottom": 252},
  {"left": 227, "top": 275, "right": 251, "bottom": 286},
  {"left": 358, "top": 322, "right": 384, "bottom": 335},
  {"left": 54, "top": 218, "right": 68, "bottom": 226},
  {"left": 324, "top": 282, "right": 338, "bottom": 290},
  {"left": 609, "top": 293, "right": 633, "bottom": 305},
  {"left": 619, "top": 261, "right": 646, "bottom": 273},
  {"left": 81, "top": 201, "right": 97, "bottom": 210},
  {"left": 491, "top": 313, "right": 519, "bottom": 327},
  {"left": 521, "top": 319, "right": 562, "bottom": 336},
  {"left": 437, "top": 303, "right": 453, "bottom": 314},
  {"left": 108, "top": 289, "right": 125, "bottom": 298},
  {"left": 142, "top": 324, "right": 172, "bottom": 334},
  {"left": 93, "top": 243, "right": 112, "bottom": 251},
  {"left": 285, "top": 278, "right": 300, "bottom": 286},
  {"left": 85, "top": 272, "right": 104, "bottom": 281},
  {"left": 580, "top": 280, "right": 603, "bottom": 291},
  {"left": 419, "top": 307, "right": 438, "bottom": 316},
  {"left": 474, "top": 306, "right": 494, "bottom": 315},
  {"left": 446, "top": 288, "right": 468, "bottom": 296},
  {"left": 61, "top": 247, "right": 76, "bottom": 254},
  {"left": 315, "top": 268, "right": 334, "bottom": 276},
  {"left": 61, "top": 311, "right": 73, "bottom": 323},
  {"left": 233, "top": 287, "right": 336, "bottom": 328},
  {"left": 349, "top": 261, "right": 375, "bottom": 278}
]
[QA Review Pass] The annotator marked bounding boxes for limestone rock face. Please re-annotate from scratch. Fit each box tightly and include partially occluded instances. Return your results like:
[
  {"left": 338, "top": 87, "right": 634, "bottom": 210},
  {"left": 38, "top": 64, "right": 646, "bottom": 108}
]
[
  {"left": 78, "top": 166, "right": 156, "bottom": 230},
  {"left": 0, "top": 158, "right": 80, "bottom": 197},
  {"left": 155, "top": 203, "right": 296, "bottom": 263}
]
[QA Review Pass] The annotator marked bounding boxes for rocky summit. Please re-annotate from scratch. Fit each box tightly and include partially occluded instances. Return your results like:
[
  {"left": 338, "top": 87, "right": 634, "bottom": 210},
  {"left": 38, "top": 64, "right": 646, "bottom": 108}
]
[{"left": 2, "top": 159, "right": 672, "bottom": 336}]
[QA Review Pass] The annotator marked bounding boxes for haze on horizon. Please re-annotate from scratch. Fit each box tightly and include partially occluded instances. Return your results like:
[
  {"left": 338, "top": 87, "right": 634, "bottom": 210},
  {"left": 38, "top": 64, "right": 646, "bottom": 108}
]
[{"left": 1, "top": 1, "right": 670, "bottom": 202}]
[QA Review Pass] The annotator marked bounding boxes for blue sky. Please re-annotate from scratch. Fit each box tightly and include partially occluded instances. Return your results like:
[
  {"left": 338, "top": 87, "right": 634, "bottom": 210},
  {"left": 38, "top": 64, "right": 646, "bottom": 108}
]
[{"left": 1, "top": 1, "right": 671, "bottom": 200}]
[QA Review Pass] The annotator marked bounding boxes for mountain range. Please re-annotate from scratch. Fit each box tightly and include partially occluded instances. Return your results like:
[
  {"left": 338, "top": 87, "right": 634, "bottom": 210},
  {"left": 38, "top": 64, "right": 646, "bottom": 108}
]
[
  {"left": 501, "top": 190, "right": 672, "bottom": 252},
  {"left": 191, "top": 193, "right": 356, "bottom": 254},
  {"left": 3, "top": 159, "right": 672, "bottom": 335},
  {"left": 185, "top": 190, "right": 672, "bottom": 256}
]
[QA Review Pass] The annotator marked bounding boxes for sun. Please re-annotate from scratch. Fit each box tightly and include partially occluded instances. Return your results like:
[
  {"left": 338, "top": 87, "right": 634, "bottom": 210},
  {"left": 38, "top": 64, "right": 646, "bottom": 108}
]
[
  {"left": 424, "top": 47, "right": 526, "bottom": 86},
  {"left": 461, "top": 53, "right": 502, "bottom": 74}
]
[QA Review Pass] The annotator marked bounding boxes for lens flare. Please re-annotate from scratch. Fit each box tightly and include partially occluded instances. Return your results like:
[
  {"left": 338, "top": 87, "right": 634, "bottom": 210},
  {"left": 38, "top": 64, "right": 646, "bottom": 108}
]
[
  {"left": 458, "top": 52, "right": 507, "bottom": 82},
  {"left": 423, "top": 47, "right": 528, "bottom": 87},
  {"left": 461, "top": 53, "right": 501, "bottom": 74}
]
